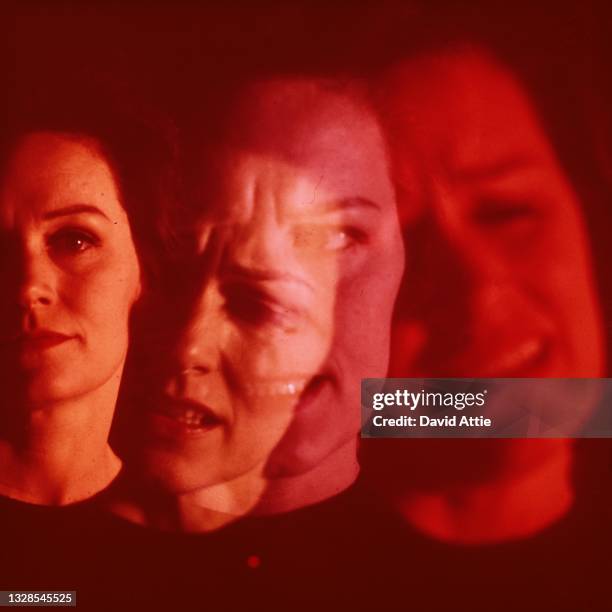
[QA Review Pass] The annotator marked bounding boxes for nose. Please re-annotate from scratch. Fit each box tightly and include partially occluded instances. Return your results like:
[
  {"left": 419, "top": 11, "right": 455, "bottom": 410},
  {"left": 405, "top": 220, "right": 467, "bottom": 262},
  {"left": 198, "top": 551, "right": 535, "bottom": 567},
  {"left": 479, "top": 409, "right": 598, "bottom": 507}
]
[
  {"left": 397, "top": 185, "right": 513, "bottom": 352},
  {"left": 170, "top": 282, "right": 224, "bottom": 382},
  {"left": 16, "top": 247, "right": 56, "bottom": 310},
  {"left": 433, "top": 181, "right": 510, "bottom": 292},
  {"left": 227, "top": 217, "right": 294, "bottom": 275}
]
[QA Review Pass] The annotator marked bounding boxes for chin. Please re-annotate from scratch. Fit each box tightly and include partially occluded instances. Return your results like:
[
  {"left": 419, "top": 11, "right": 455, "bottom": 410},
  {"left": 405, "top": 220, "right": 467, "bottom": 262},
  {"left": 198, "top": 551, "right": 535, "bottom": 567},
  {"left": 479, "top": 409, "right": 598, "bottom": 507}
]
[
  {"left": 147, "top": 461, "right": 211, "bottom": 495},
  {"left": 264, "top": 450, "right": 320, "bottom": 478},
  {"left": 20, "top": 376, "right": 82, "bottom": 406},
  {"left": 263, "top": 435, "right": 349, "bottom": 479}
]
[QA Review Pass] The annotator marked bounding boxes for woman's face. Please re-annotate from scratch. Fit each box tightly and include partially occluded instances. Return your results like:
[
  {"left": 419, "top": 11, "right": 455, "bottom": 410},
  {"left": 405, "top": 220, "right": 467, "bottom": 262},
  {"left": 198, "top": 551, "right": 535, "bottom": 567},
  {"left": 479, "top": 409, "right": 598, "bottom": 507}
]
[
  {"left": 380, "top": 49, "right": 605, "bottom": 486},
  {"left": 138, "top": 81, "right": 404, "bottom": 494},
  {"left": 385, "top": 50, "right": 605, "bottom": 380},
  {"left": 0, "top": 132, "right": 141, "bottom": 406}
]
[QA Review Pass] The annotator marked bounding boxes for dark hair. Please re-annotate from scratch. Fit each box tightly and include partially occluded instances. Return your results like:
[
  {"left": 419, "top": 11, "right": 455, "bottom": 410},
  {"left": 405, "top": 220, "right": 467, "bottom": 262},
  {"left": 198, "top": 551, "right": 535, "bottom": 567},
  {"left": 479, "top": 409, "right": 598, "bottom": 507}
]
[{"left": 2, "top": 68, "right": 179, "bottom": 291}]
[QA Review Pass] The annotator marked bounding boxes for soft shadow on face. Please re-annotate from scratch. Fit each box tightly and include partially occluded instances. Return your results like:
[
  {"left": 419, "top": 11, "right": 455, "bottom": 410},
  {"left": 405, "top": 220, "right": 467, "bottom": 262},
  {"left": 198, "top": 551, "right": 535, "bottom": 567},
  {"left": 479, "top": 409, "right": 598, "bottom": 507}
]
[
  {"left": 0, "top": 132, "right": 142, "bottom": 414},
  {"left": 376, "top": 48, "right": 605, "bottom": 488},
  {"left": 387, "top": 49, "right": 604, "bottom": 381},
  {"left": 129, "top": 79, "right": 404, "bottom": 505}
]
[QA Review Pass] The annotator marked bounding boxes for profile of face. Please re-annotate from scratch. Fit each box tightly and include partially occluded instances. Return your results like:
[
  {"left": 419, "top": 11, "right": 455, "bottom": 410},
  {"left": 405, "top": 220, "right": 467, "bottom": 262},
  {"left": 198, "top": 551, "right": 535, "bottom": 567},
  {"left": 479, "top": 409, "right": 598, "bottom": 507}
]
[
  {"left": 0, "top": 132, "right": 142, "bottom": 407},
  {"left": 379, "top": 49, "right": 605, "bottom": 485},
  {"left": 140, "top": 79, "right": 404, "bottom": 495}
]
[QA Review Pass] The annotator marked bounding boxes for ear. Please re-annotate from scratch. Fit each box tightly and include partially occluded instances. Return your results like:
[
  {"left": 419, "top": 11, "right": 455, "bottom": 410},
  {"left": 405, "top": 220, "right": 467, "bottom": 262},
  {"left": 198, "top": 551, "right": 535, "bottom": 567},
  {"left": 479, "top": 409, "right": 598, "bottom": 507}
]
[
  {"left": 132, "top": 273, "right": 144, "bottom": 304},
  {"left": 129, "top": 255, "right": 144, "bottom": 306}
]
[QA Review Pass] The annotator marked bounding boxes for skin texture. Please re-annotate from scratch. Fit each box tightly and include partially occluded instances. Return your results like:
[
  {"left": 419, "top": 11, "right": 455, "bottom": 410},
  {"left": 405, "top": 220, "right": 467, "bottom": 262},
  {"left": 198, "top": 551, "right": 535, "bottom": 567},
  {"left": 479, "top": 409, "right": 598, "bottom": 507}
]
[
  {"left": 0, "top": 132, "right": 141, "bottom": 504},
  {"left": 373, "top": 48, "right": 605, "bottom": 542},
  {"left": 126, "top": 79, "right": 404, "bottom": 527}
]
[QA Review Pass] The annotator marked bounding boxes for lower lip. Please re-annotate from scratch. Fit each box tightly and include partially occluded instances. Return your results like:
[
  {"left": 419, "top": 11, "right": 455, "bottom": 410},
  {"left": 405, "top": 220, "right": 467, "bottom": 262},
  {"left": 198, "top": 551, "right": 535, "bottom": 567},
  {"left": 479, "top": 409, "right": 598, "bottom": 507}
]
[
  {"left": 18, "top": 335, "right": 74, "bottom": 351},
  {"left": 148, "top": 411, "right": 224, "bottom": 441}
]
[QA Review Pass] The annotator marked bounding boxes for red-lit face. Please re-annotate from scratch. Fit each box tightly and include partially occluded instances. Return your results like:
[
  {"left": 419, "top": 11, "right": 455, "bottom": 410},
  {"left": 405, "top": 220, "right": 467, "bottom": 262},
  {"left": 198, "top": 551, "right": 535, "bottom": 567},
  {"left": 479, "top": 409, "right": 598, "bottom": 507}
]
[
  {"left": 385, "top": 50, "right": 605, "bottom": 380},
  {"left": 141, "top": 80, "right": 404, "bottom": 494},
  {"left": 380, "top": 50, "right": 605, "bottom": 487},
  {"left": 0, "top": 132, "right": 142, "bottom": 406}
]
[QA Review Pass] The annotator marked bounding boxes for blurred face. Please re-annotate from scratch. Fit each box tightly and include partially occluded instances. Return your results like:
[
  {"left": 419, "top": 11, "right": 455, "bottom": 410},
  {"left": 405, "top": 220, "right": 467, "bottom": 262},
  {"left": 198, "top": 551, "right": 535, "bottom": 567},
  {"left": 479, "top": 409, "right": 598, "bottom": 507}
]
[
  {"left": 386, "top": 50, "right": 604, "bottom": 380},
  {"left": 140, "top": 80, "right": 404, "bottom": 493},
  {"left": 0, "top": 132, "right": 141, "bottom": 406},
  {"left": 381, "top": 50, "right": 604, "bottom": 485}
]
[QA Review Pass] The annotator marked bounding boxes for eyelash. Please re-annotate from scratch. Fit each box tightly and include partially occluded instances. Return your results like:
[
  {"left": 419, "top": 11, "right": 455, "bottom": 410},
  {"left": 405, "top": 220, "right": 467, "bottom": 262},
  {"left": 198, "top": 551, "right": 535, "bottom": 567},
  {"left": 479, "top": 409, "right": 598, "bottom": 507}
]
[
  {"left": 293, "top": 225, "right": 369, "bottom": 252},
  {"left": 46, "top": 227, "right": 102, "bottom": 256},
  {"left": 221, "top": 282, "right": 296, "bottom": 331},
  {"left": 339, "top": 226, "right": 369, "bottom": 249}
]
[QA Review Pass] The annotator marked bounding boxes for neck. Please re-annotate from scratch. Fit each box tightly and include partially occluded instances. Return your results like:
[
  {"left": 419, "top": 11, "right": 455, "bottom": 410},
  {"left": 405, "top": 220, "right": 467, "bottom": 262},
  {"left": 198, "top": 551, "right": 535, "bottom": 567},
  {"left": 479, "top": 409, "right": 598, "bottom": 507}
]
[
  {"left": 174, "top": 468, "right": 268, "bottom": 532},
  {"left": 254, "top": 438, "right": 360, "bottom": 515},
  {"left": 108, "top": 439, "right": 360, "bottom": 531},
  {"left": 108, "top": 463, "right": 268, "bottom": 532},
  {"left": 397, "top": 440, "right": 573, "bottom": 544},
  {"left": 0, "top": 374, "right": 122, "bottom": 505}
]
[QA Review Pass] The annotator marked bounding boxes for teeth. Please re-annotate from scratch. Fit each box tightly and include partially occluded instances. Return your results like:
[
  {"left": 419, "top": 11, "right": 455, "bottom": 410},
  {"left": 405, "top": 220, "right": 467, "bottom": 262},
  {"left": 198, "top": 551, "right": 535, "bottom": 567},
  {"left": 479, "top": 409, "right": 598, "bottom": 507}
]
[
  {"left": 175, "top": 409, "right": 204, "bottom": 426},
  {"left": 244, "top": 379, "right": 307, "bottom": 398},
  {"left": 161, "top": 405, "right": 215, "bottom": 428}
]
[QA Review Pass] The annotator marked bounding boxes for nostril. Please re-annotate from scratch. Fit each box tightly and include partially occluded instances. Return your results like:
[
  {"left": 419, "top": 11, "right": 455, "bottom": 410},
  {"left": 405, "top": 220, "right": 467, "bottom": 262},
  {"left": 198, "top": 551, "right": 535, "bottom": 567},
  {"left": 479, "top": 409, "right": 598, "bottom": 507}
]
[
  {"left": 18, "top": 289, "right": 54, "bottom": 309},
  {"left": 164, "top": 366, "right": 213, "bottom": 398}
]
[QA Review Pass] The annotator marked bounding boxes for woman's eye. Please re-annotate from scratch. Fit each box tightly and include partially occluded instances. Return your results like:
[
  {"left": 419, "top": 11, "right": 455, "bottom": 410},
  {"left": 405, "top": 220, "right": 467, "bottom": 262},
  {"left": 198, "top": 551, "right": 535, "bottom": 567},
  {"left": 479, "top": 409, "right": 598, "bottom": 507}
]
[
  {"left": 473, "top": 200, "right": 540, "bottom": 227},
  {"left": 325, "top": 229, "right": 353, "bottom": 251},
  {"left": 293, "top": 225, "right": 367, "bottom": 252},
  {"left": 226, "top": 296, "right": 283, "bottom": 328},
  {"left": 221, "top": 281, "right": 296, "bottom": 331},
  {"left": 47, "top": 228, "right": 101, "bottom": 256}
]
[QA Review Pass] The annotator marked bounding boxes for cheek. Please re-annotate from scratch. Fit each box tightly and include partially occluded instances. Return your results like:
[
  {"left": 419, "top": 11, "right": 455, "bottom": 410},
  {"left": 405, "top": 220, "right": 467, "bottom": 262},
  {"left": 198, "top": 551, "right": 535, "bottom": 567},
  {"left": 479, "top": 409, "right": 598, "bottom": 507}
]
[
  {"left": 333, "top": 267, "right": 400, "bottom": 372},
  {"left": 225, "top": 321, "right": 332, "bottom": 382},
  {"left": 525, "top": 222, "right": 599, "bottom": 316},
  {"left": 509, "top": 220, "right": 604, "bottom": 370},
  {"left": 62, "top": 260, "right": 140, "bottom": 342},
  {"left": 340, "top": 251, "right": 403, "bottom": 324}
]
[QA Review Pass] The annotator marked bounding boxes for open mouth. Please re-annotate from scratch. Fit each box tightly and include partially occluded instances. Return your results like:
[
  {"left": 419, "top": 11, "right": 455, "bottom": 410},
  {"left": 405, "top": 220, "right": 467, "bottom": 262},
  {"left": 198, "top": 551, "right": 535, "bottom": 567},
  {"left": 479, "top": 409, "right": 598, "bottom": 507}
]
[
  {"left": 154, "top": 399, "right": 224, "bottom": 433},
  {"left": 241, "top": 373, "right": 335, "bottom": 410}
]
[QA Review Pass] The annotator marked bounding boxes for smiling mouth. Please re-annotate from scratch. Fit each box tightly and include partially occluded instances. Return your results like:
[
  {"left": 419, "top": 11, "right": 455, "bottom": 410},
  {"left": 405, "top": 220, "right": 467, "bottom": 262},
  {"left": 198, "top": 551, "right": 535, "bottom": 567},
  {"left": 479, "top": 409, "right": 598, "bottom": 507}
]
[
  {"left": 427, "top": 336, "right": 556, "bottom": 378},
  {"left": 243, "top": 379, "right": 308, "bottom": 398}
]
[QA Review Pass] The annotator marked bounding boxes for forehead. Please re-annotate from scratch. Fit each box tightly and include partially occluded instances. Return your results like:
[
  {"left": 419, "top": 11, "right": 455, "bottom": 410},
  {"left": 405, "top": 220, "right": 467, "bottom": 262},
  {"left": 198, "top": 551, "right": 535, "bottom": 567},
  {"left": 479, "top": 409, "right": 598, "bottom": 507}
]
[
  {"left": 1, "top": 132, "right": 121, "bottom": 222},
  {"left": 205, "top": 80, "right": 395, "bottom": 221},
  {"left": 384, "top": 50, "right": 555, "bottom": 172}
]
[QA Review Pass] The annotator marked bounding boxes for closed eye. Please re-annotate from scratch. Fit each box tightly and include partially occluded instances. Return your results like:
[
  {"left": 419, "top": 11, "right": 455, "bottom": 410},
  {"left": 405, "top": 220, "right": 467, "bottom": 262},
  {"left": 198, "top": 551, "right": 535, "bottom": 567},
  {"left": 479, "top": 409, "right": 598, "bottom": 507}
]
[
  {"left": 221, "top": 281, "right": 298, "bottom": 330},
  {"left": 472, "top": 200, "right": 542, "bottom": 226}
]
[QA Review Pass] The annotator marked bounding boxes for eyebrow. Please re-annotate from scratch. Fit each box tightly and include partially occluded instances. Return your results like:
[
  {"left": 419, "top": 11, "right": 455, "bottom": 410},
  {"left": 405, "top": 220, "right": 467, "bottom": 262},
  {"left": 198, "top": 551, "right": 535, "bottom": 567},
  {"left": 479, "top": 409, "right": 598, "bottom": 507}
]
[
  {"left": 322, "top": 196, "right": 382, "bottom": 213},
  {"left": 43, "top": 204, "right": 111, "bottom": 221},
  {"left": 453, "top": 154, "right": 536, "bottom": 181}
]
